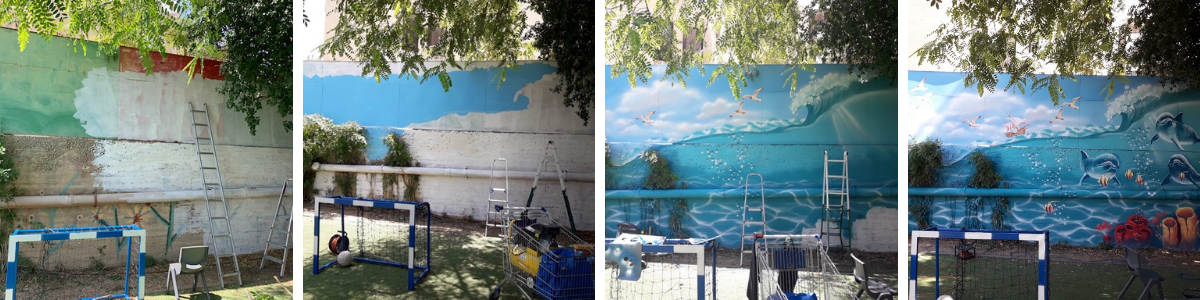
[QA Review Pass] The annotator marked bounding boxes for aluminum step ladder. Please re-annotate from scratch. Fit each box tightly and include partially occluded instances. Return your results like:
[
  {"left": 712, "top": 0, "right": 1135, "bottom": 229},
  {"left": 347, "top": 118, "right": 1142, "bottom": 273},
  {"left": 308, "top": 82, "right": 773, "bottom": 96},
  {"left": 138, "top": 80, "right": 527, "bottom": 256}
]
[
  {"left": 188, "top": 102, "right": 242, "bottom": 288},
  {"left": 260, "top": 179, "right": 292, "bottom": 277},
  {"left": 823, "top": 151, "right": 850, "bottom": 250},
  {"left": 523, "top": 141, "right": 577, "bottom": 232},
  {"left": 739, "top": 173, "right": 766, "bottom": 266},
  {"left": 484, "top": 158, "right": 509, "bottom": 237}
]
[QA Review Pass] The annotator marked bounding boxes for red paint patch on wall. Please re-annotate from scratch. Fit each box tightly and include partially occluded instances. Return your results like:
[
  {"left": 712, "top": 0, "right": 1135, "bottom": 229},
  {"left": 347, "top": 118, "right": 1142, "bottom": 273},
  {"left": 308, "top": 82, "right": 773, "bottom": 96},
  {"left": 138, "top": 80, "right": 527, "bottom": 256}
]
[{"left": 118, "top": 47, "right": 224, "bottom": 80}]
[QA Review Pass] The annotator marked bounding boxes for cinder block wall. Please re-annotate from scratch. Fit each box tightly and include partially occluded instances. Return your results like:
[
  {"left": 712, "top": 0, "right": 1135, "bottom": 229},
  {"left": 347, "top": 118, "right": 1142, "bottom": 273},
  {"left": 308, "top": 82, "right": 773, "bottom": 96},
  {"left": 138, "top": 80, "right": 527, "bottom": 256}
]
[
  {"left": 0, "top": 28, "right": 293, "bottom": 267},
  {"left": 304, "top": 61, "right": 596, "bottom": 231}
]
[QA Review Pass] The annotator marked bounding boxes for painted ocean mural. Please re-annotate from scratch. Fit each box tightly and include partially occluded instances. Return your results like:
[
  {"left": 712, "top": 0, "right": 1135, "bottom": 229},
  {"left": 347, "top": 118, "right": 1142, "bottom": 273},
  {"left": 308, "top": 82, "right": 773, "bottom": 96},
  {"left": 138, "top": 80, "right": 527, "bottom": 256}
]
[
  {"left": 909, "top": 70, "right": 1200, "bottom": 251},
  {"left": 606, "top": 65, "right": 898, "bottom": 250}
]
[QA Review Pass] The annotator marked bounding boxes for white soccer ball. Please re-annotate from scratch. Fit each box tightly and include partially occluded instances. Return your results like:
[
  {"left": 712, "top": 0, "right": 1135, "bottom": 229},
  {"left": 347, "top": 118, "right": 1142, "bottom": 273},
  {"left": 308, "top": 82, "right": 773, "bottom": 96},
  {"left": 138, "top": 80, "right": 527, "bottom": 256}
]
[{"left": 337, "top": 250, "right": 353, "bottom": 267}]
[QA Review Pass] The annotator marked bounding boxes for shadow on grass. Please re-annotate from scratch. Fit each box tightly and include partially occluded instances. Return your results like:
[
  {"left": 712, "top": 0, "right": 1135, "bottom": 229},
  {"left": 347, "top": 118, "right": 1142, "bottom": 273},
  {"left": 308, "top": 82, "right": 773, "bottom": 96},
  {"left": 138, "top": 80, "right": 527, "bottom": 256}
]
[
  {"left": 304, "top": 224, "right": 526, "bottom": 299},
  {"left": 914, "top": 254, "right": 1200, "bottom": 299},
  {"left": 174, "top": 292, "right": 222, "bottom": 300}
]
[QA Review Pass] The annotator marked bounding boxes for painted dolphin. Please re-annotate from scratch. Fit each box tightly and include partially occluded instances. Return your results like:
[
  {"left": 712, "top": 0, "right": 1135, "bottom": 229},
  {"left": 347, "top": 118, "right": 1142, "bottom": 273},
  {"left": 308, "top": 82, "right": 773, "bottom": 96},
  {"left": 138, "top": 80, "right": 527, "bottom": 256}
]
[
  {"left": 1151, "top": 112, "right": 1200, "bottom": 150},
  {"left": 1080, "top": 150, "right": 1121, "bottom": 187},
  {"left": 1160, "top": 154, "right": 1200, "bottom": 189}
]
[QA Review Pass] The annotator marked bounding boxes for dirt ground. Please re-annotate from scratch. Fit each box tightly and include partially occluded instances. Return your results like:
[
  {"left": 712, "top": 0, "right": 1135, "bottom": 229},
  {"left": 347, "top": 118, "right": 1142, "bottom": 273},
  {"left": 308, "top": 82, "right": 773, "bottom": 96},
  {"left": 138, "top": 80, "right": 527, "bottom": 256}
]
[{"left": 7, "top": 249, "right": 293, "bottom": 299}]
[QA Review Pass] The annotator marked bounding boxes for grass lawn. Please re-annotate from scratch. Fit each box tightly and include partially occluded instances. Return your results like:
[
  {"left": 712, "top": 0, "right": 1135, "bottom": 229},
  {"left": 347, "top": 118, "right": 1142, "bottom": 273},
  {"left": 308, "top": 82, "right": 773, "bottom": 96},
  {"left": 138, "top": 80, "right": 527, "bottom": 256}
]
[
  {"left": 302, "top": 211, "right": 542, "bottom": 299},
  {"left": 914, "top": 254, "right": 1200, "bottom": 299},
  {"left": 144, "top": 279, "right": 293, "bottom": 300},
  {"left": 6, "top": 249, "right": 293, "bottom": 300}
]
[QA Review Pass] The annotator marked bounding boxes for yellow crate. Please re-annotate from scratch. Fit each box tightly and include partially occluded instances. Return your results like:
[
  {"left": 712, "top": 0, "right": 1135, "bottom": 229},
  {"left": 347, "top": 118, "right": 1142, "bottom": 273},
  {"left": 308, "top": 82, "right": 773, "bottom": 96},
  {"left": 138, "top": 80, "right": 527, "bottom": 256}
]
[{"left": 508, "top": 245, "right": 541, "bottom": 277}]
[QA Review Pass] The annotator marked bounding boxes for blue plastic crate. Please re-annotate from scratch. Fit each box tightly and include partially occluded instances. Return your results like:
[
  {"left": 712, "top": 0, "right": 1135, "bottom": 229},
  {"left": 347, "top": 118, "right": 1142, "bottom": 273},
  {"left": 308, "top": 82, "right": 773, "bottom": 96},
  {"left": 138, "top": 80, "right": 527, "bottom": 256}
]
[{"left": 534, "top": 248, "right": 595, "bottom": 300}]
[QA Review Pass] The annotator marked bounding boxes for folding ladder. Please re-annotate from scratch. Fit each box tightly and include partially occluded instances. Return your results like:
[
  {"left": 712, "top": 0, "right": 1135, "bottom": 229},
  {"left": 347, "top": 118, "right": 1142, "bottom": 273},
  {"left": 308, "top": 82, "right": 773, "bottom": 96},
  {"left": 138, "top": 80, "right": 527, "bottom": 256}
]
[
  {"left": 739, "top": 173, "right": 766, "bottom": 266},
  {"left": 484, "top": 158, "right": 509, "bottom": 237},
  {"left": 823, "top": 151, "right": 850, "bottom": 250},
  {"left": 260, "top": 179, "right": 292, "bottom": 277},
  {"left": 523, "top": 141, "right": 576, "bottom": 232},
  {"left": 187, "top": 102, "right": 242, "bottom": 287}
]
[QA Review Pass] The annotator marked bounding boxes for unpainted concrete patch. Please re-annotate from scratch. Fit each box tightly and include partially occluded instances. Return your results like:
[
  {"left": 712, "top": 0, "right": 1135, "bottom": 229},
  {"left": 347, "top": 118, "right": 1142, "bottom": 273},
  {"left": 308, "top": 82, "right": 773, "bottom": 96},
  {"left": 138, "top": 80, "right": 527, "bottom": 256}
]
[{"left": 5, "top": 135, "right": 103, "bottom": 196}]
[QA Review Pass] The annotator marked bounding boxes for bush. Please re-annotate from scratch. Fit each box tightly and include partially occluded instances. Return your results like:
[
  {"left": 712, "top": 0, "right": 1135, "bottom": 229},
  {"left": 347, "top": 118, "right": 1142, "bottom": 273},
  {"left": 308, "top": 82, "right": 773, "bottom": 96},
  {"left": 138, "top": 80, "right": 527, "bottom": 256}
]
[
  {"left": 908, "top": 139, "right": 943, "bottom": 187},
  {"left": 0, "top": 133, "right": 19, "bottom": 256},
  {"left": 642, "top": 149, "right": 677, "bottom": 190},
  {"left": 302, "top": 115, "right": 368, "bottom": 202},
  {"left": 967, "top": 151, "right": 1002, "bottom": 188},
  {"left": 381, "top": 132, "right": 420, "bottom": 201}
]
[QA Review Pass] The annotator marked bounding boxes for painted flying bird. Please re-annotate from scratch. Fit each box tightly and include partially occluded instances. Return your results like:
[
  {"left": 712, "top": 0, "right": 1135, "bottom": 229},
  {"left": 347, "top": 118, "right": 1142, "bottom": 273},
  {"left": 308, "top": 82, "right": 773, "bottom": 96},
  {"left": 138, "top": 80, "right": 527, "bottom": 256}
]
[
  {"left": 636, "top": 111, "right": 656, "bottom": 125},
  {"left": 741, "top": 87, "right": 765, "bottom": 102},
  {"left": 1049, "top": 107, "right": 1066, "bottom": 123},
  {"left": 963, "top": 115, "right": 981, "bottom": 128},
  {"left": 729, "top": 101, "right": 747, "bottom": 117},
  {"left": 913, "top": 91, "right": 935, "bottom": 104},
  {"left": 1064, "top": 96, "right": 1081, "bottom": 109},
  {"left": 910, "top": 77, "right": 927, "bottom": 94}
]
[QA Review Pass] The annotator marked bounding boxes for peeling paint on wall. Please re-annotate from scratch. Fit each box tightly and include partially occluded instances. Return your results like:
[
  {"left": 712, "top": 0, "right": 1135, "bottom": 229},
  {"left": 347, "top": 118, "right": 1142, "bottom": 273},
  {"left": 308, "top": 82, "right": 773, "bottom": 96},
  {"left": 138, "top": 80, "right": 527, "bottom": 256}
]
[{"left": 1, "top": 28, "right": 293, "bottom": 268}]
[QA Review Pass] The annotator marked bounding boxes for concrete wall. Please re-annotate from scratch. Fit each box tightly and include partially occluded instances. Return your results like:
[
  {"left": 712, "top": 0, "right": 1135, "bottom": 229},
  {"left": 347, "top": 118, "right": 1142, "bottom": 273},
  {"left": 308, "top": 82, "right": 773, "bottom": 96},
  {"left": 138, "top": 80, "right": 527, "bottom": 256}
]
[
  {"left": 303, "top": 61, "right": 596, "bottom": 230},
  {"left": 603, "top": 65, "right": 899, "bottom": 252},
  {"left": 907, "top": 70, "right": 1200, "bottom": 251},
  {"left": 0, "top": 28, "right": 293, "bottom": 267}
]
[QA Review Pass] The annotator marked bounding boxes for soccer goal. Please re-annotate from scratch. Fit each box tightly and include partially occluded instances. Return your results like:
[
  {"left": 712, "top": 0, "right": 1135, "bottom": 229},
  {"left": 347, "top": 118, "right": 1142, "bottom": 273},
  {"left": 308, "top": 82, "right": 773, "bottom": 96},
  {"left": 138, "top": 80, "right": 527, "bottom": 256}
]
[
  {"left": 6, "top": 225, "right": 146, "bottom": 300},
  {"left": 312, "top": 196, "right": 431, "bottom": 291},
  {"left": 909, "top": 228, "right": 1049, "bottom": 300},
  {"left": 604, "top": 236, "right": 717, "bottom": 300}
]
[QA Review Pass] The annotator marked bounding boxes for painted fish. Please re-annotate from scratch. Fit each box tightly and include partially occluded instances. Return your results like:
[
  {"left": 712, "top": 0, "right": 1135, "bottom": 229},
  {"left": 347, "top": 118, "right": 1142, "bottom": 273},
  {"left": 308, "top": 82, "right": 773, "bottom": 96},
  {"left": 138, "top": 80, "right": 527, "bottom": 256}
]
[
  {"left": 1080, "top": 150, "right": 1121, "bottom": 187},
  {"left": 1126, "top": 169, "right": 1134, "bottom": 179},
  {"left": 1136, "top": 174, "right": 1144, "bottom": 185},
  {"left": 1160, "top": 154, "right": 1200, "bottom": 189},
  {"left": 1044, "top": 201, "right": 1058, "bottom": 214},
  {"left": 1151, "top": 112, "right": 1200, "bottom": 150}
]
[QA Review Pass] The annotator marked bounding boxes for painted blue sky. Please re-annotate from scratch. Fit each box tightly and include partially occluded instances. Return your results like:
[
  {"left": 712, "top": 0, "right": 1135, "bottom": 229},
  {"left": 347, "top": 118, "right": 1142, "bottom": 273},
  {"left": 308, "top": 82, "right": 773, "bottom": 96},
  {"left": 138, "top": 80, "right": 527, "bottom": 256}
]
[
  {"left": 605, "top": 65, "right": 868, "bottom": 143},
  {"left": 304, "top": 63, "right": 555, "bottom": 128},
  {"left": 906, "top": 71, "right": 1178, "bottom": 146}
]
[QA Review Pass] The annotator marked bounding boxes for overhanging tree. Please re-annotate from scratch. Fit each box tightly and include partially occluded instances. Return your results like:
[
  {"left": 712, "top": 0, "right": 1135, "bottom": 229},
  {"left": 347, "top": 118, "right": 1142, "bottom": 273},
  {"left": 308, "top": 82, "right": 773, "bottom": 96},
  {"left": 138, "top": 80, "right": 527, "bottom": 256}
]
[
  {"left": 605, "top": 0, "right": 897, "bottom": 98},
  {"left": 0, "top": 0, "right": 292, "bottom": 134},
  {"left": 319, "top": 0, "right": 596, "bottom": 125},
  {"left": 1126, "top": 0, "right": 1200, "bottom": 89},
  {"left": 915, "top": 0, "right": 1199, "bottom": 104},
  {"left": 187, "top": 0, "right": 294, "bottom": 133}
]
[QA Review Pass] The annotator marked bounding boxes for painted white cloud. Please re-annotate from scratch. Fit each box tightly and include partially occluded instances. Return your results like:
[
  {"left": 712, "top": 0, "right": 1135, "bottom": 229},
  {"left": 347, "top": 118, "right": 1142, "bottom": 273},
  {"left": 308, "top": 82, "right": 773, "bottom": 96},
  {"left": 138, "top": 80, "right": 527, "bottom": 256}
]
[
  {"left": 911, "top": 90, "right": 1056, "bottom": 143},
  {"left": 614, "top": 80, "right": 701, "bottom": 114},
  {"left": 696, "top": 97, "right": 737, "bottom": 119}
]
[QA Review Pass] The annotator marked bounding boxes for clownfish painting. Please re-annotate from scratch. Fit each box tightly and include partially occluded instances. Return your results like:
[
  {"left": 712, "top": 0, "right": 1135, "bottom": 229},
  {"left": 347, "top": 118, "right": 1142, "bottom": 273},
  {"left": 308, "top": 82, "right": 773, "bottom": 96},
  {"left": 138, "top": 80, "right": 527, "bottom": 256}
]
[{"left": 1044, "top": 201, "right": 1059, "bottom": 214}]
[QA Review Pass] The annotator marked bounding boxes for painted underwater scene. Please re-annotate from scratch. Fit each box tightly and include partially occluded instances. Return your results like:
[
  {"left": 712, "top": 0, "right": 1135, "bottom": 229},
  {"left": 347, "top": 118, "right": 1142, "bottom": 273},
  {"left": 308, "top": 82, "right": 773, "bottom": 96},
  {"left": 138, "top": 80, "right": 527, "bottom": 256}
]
[
  {"left": 606, "top": 65, "right": 898, "bottom": 250},
  {"left": 909, "top": 70, "right": 1200, "bottom": 250}
]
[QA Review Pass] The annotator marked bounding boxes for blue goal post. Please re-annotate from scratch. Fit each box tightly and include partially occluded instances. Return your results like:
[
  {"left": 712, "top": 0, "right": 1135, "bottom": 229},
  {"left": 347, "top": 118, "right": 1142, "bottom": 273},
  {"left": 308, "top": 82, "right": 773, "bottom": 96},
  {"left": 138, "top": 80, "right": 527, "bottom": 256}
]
[
  {"left": 312, "top": 196, "right": 431, "bottom": 291},
  {"left": 6, "top": 225, "right": 146, "bottom": 300},
  {"left": 604, "top": 237, "right": 717, "bottom": 300},
  {"left": 908, "top": 228, "right": 1049, "bottom": 300}
]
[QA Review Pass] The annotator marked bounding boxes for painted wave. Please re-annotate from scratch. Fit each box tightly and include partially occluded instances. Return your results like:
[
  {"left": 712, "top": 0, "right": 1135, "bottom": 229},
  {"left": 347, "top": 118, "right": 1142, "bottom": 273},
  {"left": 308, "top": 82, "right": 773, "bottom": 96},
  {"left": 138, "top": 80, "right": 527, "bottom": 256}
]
[
  {"left": 788, "top": 72, "right": 860, "bottom": 117},
  {"left": 673, "top": 118, "right": 805, "bottom": 144}
]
